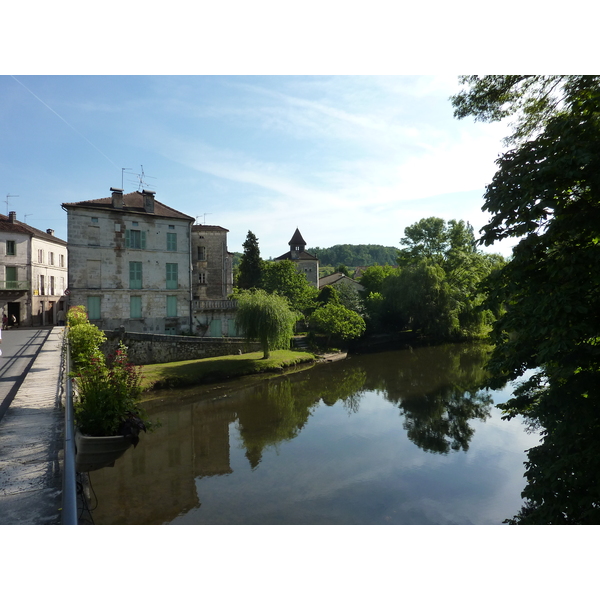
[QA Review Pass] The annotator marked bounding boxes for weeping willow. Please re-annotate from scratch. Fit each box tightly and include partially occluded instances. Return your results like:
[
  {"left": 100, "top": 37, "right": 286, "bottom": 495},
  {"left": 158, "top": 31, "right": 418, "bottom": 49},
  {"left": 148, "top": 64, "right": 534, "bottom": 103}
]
[{"left": 235, "top": 290, "right": 299, "bottom": 359}]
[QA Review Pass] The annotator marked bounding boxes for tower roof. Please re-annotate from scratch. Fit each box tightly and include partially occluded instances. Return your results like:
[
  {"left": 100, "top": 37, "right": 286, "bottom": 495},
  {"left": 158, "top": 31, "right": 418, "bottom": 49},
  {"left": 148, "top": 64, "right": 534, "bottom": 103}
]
[{"left": 288, "top": 228, "right": 306, "bottom": 247}]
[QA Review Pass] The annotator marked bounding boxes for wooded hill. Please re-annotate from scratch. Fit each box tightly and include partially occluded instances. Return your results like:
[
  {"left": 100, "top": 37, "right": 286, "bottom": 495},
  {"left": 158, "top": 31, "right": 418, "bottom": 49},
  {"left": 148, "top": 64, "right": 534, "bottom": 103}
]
[{"left": 306, "top": 244, "right": 399, "bottom": 267}]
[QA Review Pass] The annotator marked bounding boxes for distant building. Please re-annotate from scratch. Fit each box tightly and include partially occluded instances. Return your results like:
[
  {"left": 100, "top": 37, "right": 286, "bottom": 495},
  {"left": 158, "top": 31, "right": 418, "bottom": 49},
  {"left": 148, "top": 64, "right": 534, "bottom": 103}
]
[
  {"left": 62, "top": 188, "right": 194, "bottom": 334},
  {"left": 274, "top": 228, "right": 319, "bottom": 288},
  {"left": 319, "top": 272, "right": 365, "bottom": 293},
  {"left": 0, "top": 211, "right": 68, "bottom": 326},
  {"left": 191, "top": 224, "right": 237, "bottom": 337}
]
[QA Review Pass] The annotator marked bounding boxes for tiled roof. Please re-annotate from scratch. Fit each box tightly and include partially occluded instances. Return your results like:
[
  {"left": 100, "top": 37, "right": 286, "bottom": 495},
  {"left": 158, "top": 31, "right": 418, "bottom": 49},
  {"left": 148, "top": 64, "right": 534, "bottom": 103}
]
[
  {"left": 0, "top": 214, "right": 67, "bottom": 244},
  {"left": 274, "top": 250, "right": 318, "bottom": 261},
  {"left": 319, "top": 273, "right": 365, "bottom": 290},
  {"left": 192, "top": 225, "right": 229, "bottom": 232},
  {"left": 288, "top": 228, "right": 306, "bottom": 246},
  {"left": 62, "top": 191, "right": 194, "bottom": 221}
]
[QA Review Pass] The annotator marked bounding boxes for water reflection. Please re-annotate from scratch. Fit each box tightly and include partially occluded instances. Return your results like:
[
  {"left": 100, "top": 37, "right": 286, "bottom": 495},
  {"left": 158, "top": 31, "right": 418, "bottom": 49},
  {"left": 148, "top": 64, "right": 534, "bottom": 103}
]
[{"left": 90, "top": 342, "right": 528, "bottom": 525}]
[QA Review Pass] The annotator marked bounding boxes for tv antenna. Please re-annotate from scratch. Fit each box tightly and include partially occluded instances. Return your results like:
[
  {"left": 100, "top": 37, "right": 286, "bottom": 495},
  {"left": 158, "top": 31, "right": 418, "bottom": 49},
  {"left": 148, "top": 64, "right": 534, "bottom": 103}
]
[
  {"left": 196, "top": 213, "right": 212, "bottom": 225},
  {"left": 24, "top": 213, "right": 33, "bottom": 223},
  {"left": 121, "top": 167, "right": 133, "bottom": 189},
  {"left": 6, "top": 193, "right": 19, "bottom": 214},
  {"left": 135, "top": 165, "right": 156, "bottom": 191}
]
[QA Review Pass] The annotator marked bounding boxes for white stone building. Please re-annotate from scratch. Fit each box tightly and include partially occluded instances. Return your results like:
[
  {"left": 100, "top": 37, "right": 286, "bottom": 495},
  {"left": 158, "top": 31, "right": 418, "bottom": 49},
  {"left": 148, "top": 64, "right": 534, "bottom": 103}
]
[
  {"left": 190, "top": 224, "right": 237, "bottom": 337},
  {"left": 62, "top": 188, "right": 194, "bottom": 333},
  {"left": 0, "top": 211, "right": 68, "bottom": 326}
]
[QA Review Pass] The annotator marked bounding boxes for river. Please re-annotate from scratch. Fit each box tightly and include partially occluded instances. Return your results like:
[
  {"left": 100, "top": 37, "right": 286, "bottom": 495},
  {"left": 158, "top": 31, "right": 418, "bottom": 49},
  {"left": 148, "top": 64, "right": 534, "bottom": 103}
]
[{"left": 89, "top": 342, "right": 536, "bottom": 524}]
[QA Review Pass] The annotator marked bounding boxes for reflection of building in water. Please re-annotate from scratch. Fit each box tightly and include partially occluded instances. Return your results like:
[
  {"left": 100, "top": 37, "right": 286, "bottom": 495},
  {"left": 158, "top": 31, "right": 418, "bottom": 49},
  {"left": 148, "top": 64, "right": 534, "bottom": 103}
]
[{"left": 91, "top": 400, "right": 237, "bottom": 524}]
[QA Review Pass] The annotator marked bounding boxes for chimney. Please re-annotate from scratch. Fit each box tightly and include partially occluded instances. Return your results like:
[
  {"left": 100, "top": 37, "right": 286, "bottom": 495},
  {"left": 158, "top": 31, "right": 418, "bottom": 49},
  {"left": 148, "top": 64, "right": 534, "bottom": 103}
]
[
  {"left": 142, "top": 189, "right": 155, "bottom": 213},
  {"left": 8, "top": 211, "right": 16, "bottom": 223},
  {"left": 111, "top": 187, "right": 124, "bottom": 209},
  {"left": 46, "top": 229, "right": 54, "bottom": 236}
]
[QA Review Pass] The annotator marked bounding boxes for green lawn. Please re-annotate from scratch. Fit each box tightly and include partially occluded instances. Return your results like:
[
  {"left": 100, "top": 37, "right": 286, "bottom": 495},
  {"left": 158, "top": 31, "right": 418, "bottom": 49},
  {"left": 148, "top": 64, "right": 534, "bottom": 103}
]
[{"left": 141, "top": 349, "right": 316, "bottom": 391}]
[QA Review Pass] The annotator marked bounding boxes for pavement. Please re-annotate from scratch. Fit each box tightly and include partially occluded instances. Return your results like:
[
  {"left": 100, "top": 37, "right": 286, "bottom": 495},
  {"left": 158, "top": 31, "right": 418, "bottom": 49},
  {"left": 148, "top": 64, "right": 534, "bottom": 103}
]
[{"left": 0, "top": 327, "right": 67, "bottom": 525}]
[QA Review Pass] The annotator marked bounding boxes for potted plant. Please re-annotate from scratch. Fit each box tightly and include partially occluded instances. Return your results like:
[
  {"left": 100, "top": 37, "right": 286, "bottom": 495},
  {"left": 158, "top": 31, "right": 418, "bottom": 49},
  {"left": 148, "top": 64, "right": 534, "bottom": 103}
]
[{"left": 67, "top": 307, "right": 152, "bottom": 472}]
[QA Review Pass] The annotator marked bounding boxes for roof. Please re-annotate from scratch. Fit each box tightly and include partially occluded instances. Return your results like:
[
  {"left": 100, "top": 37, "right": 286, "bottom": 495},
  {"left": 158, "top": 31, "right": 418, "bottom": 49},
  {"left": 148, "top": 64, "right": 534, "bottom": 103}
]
[
  {"left": 0, "top": 213, "right": 67, "bottom": 245},
  {"left": 62, "top": 191, "right": 194, "bottom": 221},
  {"left": 192, "top": 225, "right": 229, "bottom": 233},
  {"left": 319, "top": 273, "right": 365, "bottom": 290},
  {"left": 288, "top": 228, "right": 307, "bottom": 246},
  {"left": 274, "top": 250, "right": 318, "bottom": 261}
]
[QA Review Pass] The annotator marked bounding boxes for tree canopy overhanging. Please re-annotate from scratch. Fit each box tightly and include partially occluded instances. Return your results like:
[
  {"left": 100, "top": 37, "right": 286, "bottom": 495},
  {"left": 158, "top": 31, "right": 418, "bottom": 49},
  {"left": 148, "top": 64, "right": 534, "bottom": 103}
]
[{"left": 452, "top": 75, "right": 600, "bottom": 524}]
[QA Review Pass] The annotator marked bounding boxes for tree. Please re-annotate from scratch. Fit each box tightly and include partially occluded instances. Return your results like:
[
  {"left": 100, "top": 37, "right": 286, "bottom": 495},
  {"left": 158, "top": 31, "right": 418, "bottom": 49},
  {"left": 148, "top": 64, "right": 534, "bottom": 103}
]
[
  {"left": 336, "top": 264, "right": 350, "bottom": 277},
  {"left": 260, "top": 260, "right": 318, "bottom": 314},
  {"left": 237, "top": 231, "right": 263, "bottom": 290},
  {"left": 358, "top": 264, "right": 396, "bottom": 296},
  {"left": 452, "top": 75, "right": 600, "bottom": 523},
  {"left": 235, "top": 290, "right": 299, "bottom": 359},
  {"left": 310, "top": 303, "right": 366, "bottom": 346}
]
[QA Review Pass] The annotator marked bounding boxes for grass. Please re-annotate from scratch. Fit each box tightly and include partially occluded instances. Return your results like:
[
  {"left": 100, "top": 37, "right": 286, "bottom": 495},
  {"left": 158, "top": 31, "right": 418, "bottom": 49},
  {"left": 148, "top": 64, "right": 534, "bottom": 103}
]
[{"left": 140, "top": 349, "right": 316, "bottom": 391}]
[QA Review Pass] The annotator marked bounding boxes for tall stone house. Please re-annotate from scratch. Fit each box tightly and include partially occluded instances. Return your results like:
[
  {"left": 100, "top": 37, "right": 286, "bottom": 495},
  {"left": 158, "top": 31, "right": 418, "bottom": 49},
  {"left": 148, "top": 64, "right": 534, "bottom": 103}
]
[
  {"left": 191, "top": 224, "right": 236, "bottom": 337},
  {"left": 62, "top": 188, "right": 194, "bottom": 333},
  {"left": 274, "top": 228, "right": 319, "bottom": 288},
  {"left": 0, "top": 211, "right": 68, "bottom": 327}
]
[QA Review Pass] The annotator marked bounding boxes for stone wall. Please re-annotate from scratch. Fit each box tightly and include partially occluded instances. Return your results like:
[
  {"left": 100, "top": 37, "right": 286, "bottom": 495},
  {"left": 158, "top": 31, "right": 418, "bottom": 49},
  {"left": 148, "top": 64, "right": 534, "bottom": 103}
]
[{"left": 102, "top": 330, "right": 261, "bottom": 365}]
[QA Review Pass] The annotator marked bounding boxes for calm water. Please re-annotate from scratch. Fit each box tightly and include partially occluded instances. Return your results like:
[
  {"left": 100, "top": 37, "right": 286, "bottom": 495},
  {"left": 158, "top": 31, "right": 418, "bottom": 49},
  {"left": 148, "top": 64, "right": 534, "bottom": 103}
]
[{"left": 90, "top": 343, "right": 536, "bottom": 525}]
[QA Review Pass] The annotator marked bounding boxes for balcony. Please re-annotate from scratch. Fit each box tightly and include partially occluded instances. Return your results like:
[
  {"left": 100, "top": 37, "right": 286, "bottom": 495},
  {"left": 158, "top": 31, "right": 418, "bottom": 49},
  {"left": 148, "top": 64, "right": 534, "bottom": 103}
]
[
  {"left": 0, "top": 280, "right": 29, "bottom": 292},
  {"left": 194, "top": 300, "right": 238, "bottom": 311}
]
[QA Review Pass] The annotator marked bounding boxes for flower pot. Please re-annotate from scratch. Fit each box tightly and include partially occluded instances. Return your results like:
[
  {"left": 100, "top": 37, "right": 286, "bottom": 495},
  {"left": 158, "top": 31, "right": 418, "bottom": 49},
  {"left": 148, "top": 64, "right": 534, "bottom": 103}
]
[{"left": 75, "top": 428, "right": 133, "bottom": 472}]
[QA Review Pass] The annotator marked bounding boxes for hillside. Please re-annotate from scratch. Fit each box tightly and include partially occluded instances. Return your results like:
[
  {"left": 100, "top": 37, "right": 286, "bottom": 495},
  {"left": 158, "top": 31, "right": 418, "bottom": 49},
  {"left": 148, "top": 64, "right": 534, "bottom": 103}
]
[{"left": 306, "top": 244, "right": 399, "bottom": 267}]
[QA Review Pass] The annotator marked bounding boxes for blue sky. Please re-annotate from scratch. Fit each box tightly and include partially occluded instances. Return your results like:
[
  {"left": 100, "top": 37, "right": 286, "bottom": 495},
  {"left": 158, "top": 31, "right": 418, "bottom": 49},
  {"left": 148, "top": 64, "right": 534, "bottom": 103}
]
[{"left": 1, "top": 75, "right": 517, "bottom": 259}]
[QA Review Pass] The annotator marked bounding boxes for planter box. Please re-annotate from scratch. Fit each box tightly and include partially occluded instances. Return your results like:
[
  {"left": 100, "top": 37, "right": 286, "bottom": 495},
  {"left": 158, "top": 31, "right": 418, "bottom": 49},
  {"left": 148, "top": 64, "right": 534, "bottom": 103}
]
[{"left": 75, "top": 429, "right": 133, "bottom": 472}]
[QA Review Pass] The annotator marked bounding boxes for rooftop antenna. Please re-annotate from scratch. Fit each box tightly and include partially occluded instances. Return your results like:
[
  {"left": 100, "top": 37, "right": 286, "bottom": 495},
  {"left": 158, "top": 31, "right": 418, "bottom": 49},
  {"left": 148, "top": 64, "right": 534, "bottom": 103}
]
[
  {"left": 135, "top": 165, "right": 156, "bottom": 191},
  {"left": 6, "top": 193, "right": 19, "bottom": 214},
  {"left": 24, "top": 214, "right": 33, "bottom": 223},
  {"left": 121, "top": 167, "right": 133, "bottom": 189},
  {"left": 203, "top": 213, "right": 211, "bottom": 225}
]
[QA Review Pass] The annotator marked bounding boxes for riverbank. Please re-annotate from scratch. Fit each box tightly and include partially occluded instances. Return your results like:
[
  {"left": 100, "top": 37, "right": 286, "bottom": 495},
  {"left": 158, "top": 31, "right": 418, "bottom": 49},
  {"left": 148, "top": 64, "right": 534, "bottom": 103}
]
[{"left": 140, "top": 349, "right": 317, "bottom": 392}]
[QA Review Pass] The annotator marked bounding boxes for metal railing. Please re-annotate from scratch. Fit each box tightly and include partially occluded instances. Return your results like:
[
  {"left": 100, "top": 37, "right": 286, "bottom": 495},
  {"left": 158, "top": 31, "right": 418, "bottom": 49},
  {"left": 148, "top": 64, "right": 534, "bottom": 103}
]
[
  {"left": 0, "top": 280, "right": 29, "bottom": 290},
  {"left": 193, "top": 299, "right": 238, "bottom": 310},
  {"left": 61, "top": 333, "right": 77, "bottom": 525}
]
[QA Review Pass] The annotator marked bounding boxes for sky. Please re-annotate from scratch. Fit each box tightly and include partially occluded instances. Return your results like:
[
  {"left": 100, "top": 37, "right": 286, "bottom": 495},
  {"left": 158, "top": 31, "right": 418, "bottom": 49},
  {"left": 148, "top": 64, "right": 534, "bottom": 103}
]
[{"left": 1, "top": 74, "right": 516, "bottom": 259}]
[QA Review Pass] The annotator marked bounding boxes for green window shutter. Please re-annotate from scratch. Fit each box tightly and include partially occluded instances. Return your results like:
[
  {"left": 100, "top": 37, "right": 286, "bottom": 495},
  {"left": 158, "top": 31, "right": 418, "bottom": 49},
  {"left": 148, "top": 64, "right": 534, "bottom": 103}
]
[
  {"left": 130, "top": 296, "right": 142, "bottom": 318},
  {"left": 166, "top": 295, "right": 177, "bottom": 317},
  {"left": 166, "top": 263, "right": 178, "bottom": 289},
  {"left": 125, "top": 229, "right": 131, "bottom": 248},
  {"left": 130, "top": 261, "right": 142, "bottom": 289},
  {"left": 87, "top": 296, "right": 101, "bottom": 320},
  {"left": 141, "top": 230, "right": 147, "bottom": 249}
]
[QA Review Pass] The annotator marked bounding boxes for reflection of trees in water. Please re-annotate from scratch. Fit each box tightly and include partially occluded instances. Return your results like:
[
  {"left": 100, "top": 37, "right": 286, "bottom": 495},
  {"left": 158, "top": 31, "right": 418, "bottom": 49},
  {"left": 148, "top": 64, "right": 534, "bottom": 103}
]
[
  {"left": 368, "top": 343, "right": 494, "bottom": 454},
  {"left": 235, "top": 343, "right": 494, "bottom": 465},
  {"left": 235, "top": 366, "right": 368, "bottom": 468}
]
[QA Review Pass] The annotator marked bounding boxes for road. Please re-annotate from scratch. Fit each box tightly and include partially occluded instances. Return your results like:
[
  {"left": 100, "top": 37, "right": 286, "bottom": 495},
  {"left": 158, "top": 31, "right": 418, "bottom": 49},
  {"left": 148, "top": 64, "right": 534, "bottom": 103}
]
[{"left": 0, "top": 327, "right": 53, "bottom": 422}]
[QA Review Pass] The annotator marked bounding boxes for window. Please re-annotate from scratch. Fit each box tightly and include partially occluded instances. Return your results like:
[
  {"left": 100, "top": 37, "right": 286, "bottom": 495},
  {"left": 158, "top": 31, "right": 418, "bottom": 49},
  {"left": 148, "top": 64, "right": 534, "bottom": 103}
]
[
  {"left": 126, "top": 229, "right": 146, "bottom": 249},
  {"left": 130, "top": 296, "right": 142, "bottom": 319},
  {"left": 6, "top": 240, "right": 15, "bottom": 256},
  {"left": 38, "top": 249, "right": 43, "bottom": 263},
  {"left": 40, "top": 274, "right": 45, "bottom": 295},
  {"left": 167, "top": 232, "right": 177, "bottom": 251},
  {"left": 87, "top": 296, "right": 101, "bottom": 320},
  {"left": 49, "top": 252, "right": 55, "bottom": 265},
  {"left": 198, "top": 246, "right": 206, "bottom": 261},
  {"left": 60, "top": 277, "right": 65, "bottom": 294},
  {"left": 129, "top": 261, "right": 143, "bottom": 289},
  {"left": 91, "top": 217, "right": 99, "bottom": 224},
  {"left": 198, "top": 272, "right": 206, "bottom": 284},
  {"left": 5, "top": 266, "right": 17, "bottom": 289},
  {"left": 166, "top": 263, "right": 178, "bottom": 289},
  {"left": 50, "top": 276, "right": 55, "bottom": 296},
  {"left": 60, "top": 254, "right": 65, "bottom": 268},
  {"left": 166, "top": 296, "right": 177, "bottom": 317}
]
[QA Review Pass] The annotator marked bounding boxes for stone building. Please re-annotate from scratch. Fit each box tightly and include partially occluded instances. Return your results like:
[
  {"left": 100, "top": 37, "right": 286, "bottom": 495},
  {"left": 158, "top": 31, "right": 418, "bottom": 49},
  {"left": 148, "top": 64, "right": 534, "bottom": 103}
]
[
  {"left": 62, "top": 188, "right": 194, "bottom": 333},
  {"left": 190, "top": 224, "right": 237, "bottom": 337},
  {"left": 274, "top": 228, "right": 319, "bottom": 288},
  {"left": 0, "top": 211, "right": 68, "bottom": 326}
]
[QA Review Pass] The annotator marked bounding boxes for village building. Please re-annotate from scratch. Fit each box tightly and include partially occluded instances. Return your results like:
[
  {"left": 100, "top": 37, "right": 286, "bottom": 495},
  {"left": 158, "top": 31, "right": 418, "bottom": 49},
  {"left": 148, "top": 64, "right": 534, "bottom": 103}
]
[
  {"left": 274, "top": 228, "right": 319, "bottom": 288},
  {"left": 190, "top": 224, "right": 237, "bottom": 337},
  {"left": 318, "top": 272, "right": 365, "bottom": 293},
  {"left": 0, "top": 211, "right": 68, "bottom": 327},
  {"left": 62, "top": 188, "right": 194, "bottom": 334}
]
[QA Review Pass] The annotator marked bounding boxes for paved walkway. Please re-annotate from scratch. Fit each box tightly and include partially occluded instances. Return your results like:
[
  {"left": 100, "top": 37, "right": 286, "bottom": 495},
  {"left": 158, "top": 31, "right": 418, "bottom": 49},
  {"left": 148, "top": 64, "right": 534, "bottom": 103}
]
[{"left": 0, "top": 327, "right": 66, "bottom": 525}]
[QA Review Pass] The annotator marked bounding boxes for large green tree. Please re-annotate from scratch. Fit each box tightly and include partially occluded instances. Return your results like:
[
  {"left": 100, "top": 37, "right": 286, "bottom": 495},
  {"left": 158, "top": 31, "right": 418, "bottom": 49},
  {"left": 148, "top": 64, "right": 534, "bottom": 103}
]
[
  {"left": 260, "top": 260, "right": 318, "bottom": 314},
  {"left": 235, "top": 290, "right": 298, "bottom": 359},
  {"left": 310, "top": 303, "right": 366, "bottom": 346},
  {"left": 452, "top": 75, "right": 600, "bottom": 523},
  {"left": 237, "top": 231, "right": 263, "bottom": 290}
]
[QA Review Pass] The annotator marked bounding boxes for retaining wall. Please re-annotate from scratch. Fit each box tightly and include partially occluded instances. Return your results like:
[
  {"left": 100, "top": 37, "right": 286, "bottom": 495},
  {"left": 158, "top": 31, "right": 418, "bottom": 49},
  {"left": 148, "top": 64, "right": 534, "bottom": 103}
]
[{"left": 102, "top": 330, "right": 261, "bottom": 365}]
